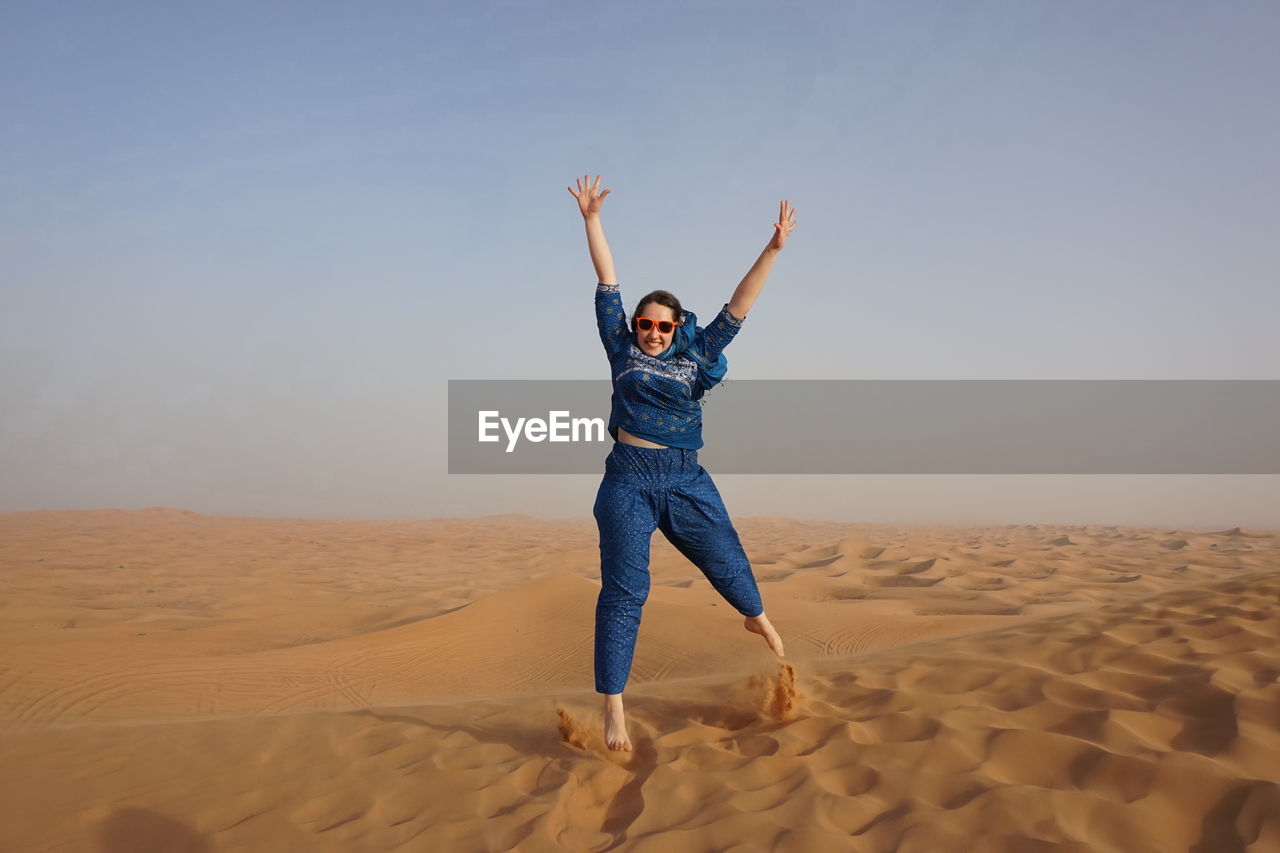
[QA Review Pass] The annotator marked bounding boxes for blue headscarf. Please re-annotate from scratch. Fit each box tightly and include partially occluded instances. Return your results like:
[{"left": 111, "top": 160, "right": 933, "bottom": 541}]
[{"left": 651, "top": 308, "right": 728, "bottom": 400}]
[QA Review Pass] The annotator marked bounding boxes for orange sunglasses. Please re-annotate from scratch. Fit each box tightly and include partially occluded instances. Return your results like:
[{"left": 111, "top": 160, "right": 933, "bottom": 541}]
[{"left": 633, "top": 317, "right": 681, "bottom": 334}]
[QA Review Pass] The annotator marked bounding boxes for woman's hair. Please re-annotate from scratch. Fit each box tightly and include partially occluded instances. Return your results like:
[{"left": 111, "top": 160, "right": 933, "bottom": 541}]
[{"left": 632, "top": 290, "right": 683, "bottom": 327}]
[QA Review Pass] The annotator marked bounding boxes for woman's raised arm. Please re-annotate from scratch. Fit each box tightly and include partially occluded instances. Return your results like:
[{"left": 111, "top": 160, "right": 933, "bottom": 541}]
[
  {"left": 568, "top": 174, "right": 617, "bottom": 286},
  {"left": 726, "top": 200, "right": 797, "bottom": 320}
]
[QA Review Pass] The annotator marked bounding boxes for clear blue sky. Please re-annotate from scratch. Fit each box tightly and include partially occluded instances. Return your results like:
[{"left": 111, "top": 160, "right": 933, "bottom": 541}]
[{"left": 3, "top": 0, "right": 1278, "bottom": 526}]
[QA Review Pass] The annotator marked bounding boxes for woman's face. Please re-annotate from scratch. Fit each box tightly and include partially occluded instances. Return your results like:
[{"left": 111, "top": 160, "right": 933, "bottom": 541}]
[{"left": 634, "top": 303, "right": 678, "bottom": 357}]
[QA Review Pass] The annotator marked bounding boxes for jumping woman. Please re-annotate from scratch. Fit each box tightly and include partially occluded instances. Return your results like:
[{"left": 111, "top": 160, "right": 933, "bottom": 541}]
[{"left": 568, "top": 174, "right": 795, "bottom": 752}]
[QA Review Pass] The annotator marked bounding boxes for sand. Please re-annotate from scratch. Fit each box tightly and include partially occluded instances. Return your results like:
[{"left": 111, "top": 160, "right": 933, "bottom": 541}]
[{"left": 1, "top": 508, "right": 1277, "bottom": 851}]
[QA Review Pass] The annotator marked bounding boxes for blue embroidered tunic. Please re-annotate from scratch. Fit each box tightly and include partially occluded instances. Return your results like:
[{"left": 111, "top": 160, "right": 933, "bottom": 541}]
[{"left": 594, "top": 282, "right": 745, "bottom": 450}]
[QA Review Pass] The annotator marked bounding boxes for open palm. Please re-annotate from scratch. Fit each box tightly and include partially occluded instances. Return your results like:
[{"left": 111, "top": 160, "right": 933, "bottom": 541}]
[{"left": 567, "top": 174, "right": 611, "bottom": 218}]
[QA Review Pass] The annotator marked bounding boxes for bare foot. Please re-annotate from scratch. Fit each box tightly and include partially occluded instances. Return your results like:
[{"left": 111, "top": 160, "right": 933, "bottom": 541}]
[
  {"left": 744, "top": 613, "right": 786, "bottom": 657},
  {"left": 602, "top": 693, "right": 633, "bottom": 752}
]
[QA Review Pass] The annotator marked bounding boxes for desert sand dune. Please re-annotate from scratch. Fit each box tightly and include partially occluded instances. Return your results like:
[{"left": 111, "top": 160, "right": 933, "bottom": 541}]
[{"left": 1, "top": 509, "right": 1278, "bottom": 851}]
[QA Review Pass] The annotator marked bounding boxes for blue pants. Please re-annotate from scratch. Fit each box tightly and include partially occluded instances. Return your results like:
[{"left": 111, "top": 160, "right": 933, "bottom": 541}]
[{"left": 593, "top": 441, "right": 764, "bottom": 694}]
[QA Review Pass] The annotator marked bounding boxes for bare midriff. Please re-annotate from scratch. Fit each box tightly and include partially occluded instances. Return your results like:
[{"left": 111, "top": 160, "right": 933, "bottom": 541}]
[{"left": 617, "top": 426, "right": 670, "bottom": 449}]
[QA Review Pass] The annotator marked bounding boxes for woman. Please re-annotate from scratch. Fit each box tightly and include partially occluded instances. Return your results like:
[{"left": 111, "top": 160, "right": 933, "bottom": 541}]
[{"left": 568, "top": 174, "right": 795, "bottom": 752}]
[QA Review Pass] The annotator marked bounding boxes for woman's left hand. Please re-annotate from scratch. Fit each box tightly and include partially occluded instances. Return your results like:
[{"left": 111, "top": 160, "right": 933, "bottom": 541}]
[{"left": 768, "top": 200, "right": 798, "bottom": 252}]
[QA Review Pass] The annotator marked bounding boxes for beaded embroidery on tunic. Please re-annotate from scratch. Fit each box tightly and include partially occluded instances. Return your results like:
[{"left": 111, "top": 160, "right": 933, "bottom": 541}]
[{"left": 617, "top": 345, "right": 699, "bottom": 393}]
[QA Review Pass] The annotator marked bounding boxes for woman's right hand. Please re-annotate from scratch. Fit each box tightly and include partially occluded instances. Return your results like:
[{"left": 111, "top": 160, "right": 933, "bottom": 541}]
[{"left": 567, "top": 174, "right": 611, "bottom": 219}]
